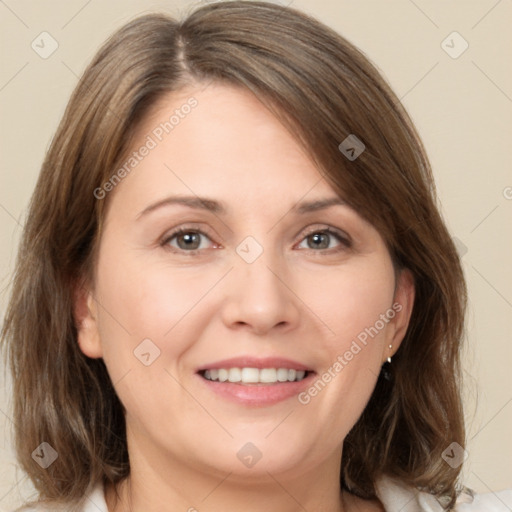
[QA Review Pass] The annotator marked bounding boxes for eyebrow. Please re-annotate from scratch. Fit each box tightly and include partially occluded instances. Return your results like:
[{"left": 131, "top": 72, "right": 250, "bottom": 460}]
[{"left": 136, "top": 195, "right": 347, "bottom": 219}]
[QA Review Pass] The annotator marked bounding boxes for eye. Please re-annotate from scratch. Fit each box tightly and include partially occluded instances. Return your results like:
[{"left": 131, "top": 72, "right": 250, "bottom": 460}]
[
  {"left": 296, "top": 227, "right": 351, "bottom": 252},
  {"left": 162, "top": 228, "right": 216, "bottom": 252},
  {"left": 160, "top": 225, "right": 349, "bottom": 254}
]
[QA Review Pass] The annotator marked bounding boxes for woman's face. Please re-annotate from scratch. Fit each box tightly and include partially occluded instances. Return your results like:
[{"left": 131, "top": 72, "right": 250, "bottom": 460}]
[{"left": 78, "top": 83, "right": 413, "bottom": 483}]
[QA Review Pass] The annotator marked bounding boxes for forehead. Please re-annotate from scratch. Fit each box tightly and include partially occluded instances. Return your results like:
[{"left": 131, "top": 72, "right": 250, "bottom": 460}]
[{"left": 107, "top": 83, "right": 339, "bottom": 217}]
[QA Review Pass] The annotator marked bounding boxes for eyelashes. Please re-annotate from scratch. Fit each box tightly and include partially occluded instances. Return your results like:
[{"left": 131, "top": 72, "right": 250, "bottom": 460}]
[{"left": 160, "top": 224, "right": 352, "bottom": 256}]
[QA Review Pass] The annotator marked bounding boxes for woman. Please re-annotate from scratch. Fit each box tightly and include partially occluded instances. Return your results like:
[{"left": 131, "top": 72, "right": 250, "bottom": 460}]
[{"left": 2, "top": 1, "right": 509, "bottom": 511}]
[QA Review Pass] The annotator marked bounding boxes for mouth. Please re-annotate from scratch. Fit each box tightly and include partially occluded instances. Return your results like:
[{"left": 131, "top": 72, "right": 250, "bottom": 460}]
[
  {"left": 199, "top": 367, "right": 311, "bottom": 384},
  {"left": 195, "top": 356, "right": 315, "bottom": 406}
]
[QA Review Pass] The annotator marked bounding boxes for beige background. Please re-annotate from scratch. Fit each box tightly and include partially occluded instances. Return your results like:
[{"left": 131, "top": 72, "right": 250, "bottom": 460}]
[{"left": 1, "top": 0, "right": 511, "bottom": 509}]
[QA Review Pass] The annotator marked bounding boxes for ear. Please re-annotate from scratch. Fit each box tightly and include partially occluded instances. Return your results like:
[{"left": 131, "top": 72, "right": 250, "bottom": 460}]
[
  {"left": 384, "top": 269, "right": 415, "bottom": 362},
  {"left": 74, "top": 280, "right": 103, "bottom": 359}
]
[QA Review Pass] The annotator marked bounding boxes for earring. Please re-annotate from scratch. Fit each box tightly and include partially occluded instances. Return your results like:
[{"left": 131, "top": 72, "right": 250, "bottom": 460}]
[{"left": 381, "top": 344, "right": 393, "bottom": 382}]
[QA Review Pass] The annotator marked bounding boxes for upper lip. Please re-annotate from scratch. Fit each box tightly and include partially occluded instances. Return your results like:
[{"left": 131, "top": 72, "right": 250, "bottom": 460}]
[{"left": 197, "top": 356, "right": 314, "bottom": 372}]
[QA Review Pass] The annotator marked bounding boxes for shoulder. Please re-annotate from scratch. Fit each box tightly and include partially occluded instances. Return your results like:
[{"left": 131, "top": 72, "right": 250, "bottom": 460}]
[
  {"left": 14, "top": 483, "right": 108, "bottom": 512},
  {"left": 375, "top": 475, "right": 512, "bottom": 511}
]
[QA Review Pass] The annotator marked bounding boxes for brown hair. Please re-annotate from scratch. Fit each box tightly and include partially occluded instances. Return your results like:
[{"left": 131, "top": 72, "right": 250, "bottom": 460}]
[{"left": 1, "top": 1, "right": 467, "bottom": 509}]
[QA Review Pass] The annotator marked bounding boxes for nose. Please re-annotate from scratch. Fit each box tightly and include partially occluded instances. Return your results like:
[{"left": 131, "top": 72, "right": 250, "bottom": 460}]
[{"left": 220, "top": 250, "right": 301, "bottom": 336}]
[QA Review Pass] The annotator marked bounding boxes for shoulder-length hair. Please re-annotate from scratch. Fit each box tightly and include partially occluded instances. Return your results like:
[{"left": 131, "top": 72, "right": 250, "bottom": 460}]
[{"left": 2, "top": 1, "right": 466, "bottom": 509}]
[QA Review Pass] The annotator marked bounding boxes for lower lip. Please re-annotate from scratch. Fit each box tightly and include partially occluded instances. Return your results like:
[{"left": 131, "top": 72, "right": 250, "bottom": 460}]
[{"left": 197, "top": 373, "right": 315, "bottom": 407}]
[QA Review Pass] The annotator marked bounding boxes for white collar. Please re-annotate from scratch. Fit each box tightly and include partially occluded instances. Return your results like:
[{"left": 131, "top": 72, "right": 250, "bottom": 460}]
[
  {"left": 375, "top": 475, "right": 446, "bottom": 511},
  {"left": 81, "top": 476, "right": 511, "bottom": 512}
]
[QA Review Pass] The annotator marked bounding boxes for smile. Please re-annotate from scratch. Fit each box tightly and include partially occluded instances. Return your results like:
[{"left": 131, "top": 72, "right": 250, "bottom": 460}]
[{"left": 201, "top": 367, "right": 308, "bottom": 384}]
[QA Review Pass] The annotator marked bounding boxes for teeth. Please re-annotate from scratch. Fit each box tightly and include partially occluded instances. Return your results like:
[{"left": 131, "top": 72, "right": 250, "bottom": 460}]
[
  {"left": 276, "top": 368, "right": 288, "bottom": 382},
  {"left": 241, "top": 367, "right": 260, "bottom": 383},
  {"left": 260, "top": 368, "right": 277, "bottom": 383},
  {"left": 202, "top": 367, "right": 309, "bottom": 384},
  {"left": 227, "top": 368, "right": 241, "bottom": 383}
]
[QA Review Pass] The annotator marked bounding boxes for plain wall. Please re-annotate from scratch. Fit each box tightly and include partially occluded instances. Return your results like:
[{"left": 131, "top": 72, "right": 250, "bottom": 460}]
[{"left": 1, "top": 0, "right": 511, "bottom": 509}]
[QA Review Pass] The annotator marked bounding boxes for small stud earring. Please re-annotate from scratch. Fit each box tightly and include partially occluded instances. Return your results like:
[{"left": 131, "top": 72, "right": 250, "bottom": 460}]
[{"left": 387, "top": 344, "right": 392, "bottom": 364}]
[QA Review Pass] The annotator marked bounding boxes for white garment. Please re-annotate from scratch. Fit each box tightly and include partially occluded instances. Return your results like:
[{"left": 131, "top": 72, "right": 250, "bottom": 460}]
[
  {"left": 375, "top": 476, "right": 512, "bottom": 511},
  {"left": 18, "top": 476, "right": 512, "bottom": 511}
]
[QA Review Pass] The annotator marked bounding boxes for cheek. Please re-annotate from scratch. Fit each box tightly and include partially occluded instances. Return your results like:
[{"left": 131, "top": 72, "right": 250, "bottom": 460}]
[
  {"left": 92, "top": 240, "right": 225, "bottom": 376},
  {"left": 91, "top": 246, "right": 226, "bottom": 428},
  {"left": 295, "top": 257, "right": 395, "bottom": 432},
  {"left": 306, "top": 256, "right": 395, "bottom": 352}
]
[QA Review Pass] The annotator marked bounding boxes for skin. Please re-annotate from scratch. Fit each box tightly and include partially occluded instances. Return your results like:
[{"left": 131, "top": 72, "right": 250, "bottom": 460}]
[{"left": 76, "top": 83, "right": 414, "bottom": 512}]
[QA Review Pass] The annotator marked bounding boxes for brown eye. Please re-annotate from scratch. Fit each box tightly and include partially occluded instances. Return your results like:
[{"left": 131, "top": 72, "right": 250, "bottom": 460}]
[
  {"left": 306, "top": 232, "right": 331, "bottom": 249},
  {"left": 163, "top": 229, "right": 213, "bottom": 252},
  {"left": 297, "top": 228, "right": 350, "bottom": 251},
  {"left": 176, "top": 232, "right": 202, "bottom": 250}
]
